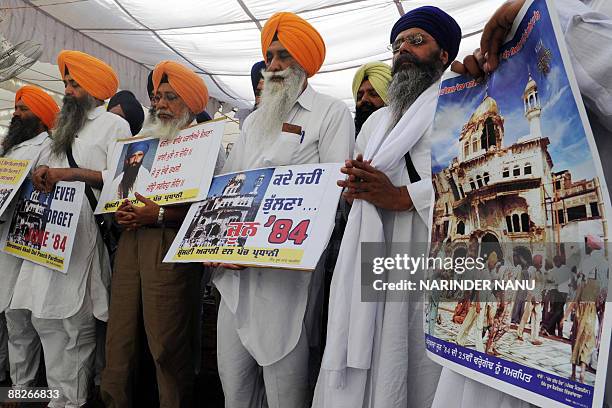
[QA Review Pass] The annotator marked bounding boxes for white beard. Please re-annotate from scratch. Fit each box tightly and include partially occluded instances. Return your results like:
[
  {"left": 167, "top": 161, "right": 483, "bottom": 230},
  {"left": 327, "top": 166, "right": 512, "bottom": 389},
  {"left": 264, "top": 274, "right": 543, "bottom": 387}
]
[
  {"left": 250, "top": 65, "right": 306, "bottom": 144},
  {"left": 140, "top": 109, "right": 192, "bottom": 141}
]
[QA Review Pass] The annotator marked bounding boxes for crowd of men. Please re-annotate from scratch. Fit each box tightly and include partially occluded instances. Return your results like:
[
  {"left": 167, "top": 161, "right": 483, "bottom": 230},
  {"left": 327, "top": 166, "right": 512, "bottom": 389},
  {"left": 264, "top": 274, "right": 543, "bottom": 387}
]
[{"left": 0, "top": 0, "right": 611, "bottom": 407}]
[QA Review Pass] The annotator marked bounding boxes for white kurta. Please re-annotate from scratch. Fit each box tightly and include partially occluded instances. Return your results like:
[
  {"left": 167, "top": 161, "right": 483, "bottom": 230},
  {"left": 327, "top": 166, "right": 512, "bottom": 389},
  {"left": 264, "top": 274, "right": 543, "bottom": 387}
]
[
  {"left": 314, "top": 83, "right": 442, "bottom": 408},
  {"left": 214, "top": 84, "right": 354, "bottom": 366},
  {"left": 434, "top": 1, "right": 612, "bottom": 407},
  {"left": 0, "top": 132, "right": 52, "bottom": 312},
  {"left": 10, "top": 106, "right": 131, "bottom": 321}
]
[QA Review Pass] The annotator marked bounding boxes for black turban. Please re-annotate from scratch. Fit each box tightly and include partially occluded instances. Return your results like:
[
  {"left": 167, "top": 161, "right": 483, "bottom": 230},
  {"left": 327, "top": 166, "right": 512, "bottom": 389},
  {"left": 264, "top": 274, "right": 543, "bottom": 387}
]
[
  {"left": 147, "top": 70, "right": 154, "bottom": 97},
  {"left": 108, "top": 90, "right": 145, "bottom": 136},
  {"left": 196, "top": 110, "right": 212, "bottom": 123}
]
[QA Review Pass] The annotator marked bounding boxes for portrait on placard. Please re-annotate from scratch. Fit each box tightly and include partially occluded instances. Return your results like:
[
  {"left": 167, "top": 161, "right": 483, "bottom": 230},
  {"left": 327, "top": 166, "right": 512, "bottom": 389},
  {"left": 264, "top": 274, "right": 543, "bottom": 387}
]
[{"left": 109, "top": 138, "right": 159, "bottom": 200}]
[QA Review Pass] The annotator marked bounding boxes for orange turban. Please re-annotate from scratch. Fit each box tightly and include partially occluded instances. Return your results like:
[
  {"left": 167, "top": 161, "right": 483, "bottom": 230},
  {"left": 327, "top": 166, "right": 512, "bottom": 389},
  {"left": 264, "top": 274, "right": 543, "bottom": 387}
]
[
  {"left": 261, "top": 12, "right": 326, "bottom": 78},
  {"left": 15, "top": 85, "right": 60, "bottom": 129},
  {"left": 57, "top": 50, "right": 118, "bottom": 101},
  {"left": 152, "top": 61, "right": 208, "bottom": 114}
]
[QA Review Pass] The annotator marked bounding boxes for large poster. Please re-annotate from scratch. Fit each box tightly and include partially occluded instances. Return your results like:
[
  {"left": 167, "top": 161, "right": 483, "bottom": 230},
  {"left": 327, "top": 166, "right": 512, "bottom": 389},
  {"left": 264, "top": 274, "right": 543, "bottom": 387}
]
[
  {"left": 426, "top": 1, "right": 611, "bottom": 407},
  {"left": 0, "top": 158, "right": 34, "bottom": 218},
  {"left": 0, "top": 180, "right": 84, "bottom": 273},
  {"left": 95, "top": 119, "right": 224, "bottom": 213},
  {"left": 164, "top": 163, "right": 343, "bottom": 270}
]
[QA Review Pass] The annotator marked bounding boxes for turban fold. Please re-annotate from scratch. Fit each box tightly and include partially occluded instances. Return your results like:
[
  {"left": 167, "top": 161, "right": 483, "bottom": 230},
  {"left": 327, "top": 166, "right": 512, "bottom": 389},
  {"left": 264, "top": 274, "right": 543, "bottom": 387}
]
[
  {"left": 261, "top": 12, "right": 326, "bottom": 77},
  {"left": 390, "top": 6, "right": 462, "bottom": 64},
  {"left": 15, "top": 85, "right": 60, "bottom": 129},
  {"left": 57, "top": 50, "right": 118, "bottom": 100},
  {"left": 108, "top": 90, "right": 145, "bottom": 136},
  {"left": 352, "top": 62, "right": 392, "bottom": 104},
  {"left": 152, "top": 61, "right": 208, "bottom": 115},
  {"left": 251, "top": 60, "right": 266, "bottom": 96},
  {"left": 126, "top": 141, "right": 150, "bottom": 157}
]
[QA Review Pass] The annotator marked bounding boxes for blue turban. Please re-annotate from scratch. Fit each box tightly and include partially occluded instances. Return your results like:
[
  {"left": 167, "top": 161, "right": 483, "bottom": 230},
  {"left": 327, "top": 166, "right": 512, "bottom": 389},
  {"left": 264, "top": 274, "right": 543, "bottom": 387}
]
[
  {"left": 250, "top": 60, "right": 266, "bottom": 97},
  {"left": 390, "top": 6, "right": 462, "bottom": 65},
  {"left": 196, "top": 110, "right": 212, "bottom": 123},
  {"left": 126, "top": 140, "right": 150, "bottom": 158}
]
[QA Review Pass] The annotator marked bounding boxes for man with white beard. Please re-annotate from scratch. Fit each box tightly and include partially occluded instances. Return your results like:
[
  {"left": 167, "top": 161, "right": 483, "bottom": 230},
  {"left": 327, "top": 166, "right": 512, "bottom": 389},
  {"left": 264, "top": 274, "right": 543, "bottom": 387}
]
[
  {"left": 313, "top": 6, "right": 461, "bottom": 408},
  {"left": 101, "top": 60, "right": 225, "bottom": 408},
  {"left": 212, "top": 12, "right": 353, "bottom": 408},
  {"left": 0, "top": 85, "right": 59, "bottom": 392},
  {"left": 433, "top": 1, "right": 612, "bottom": 407},
  {"left": 8, "top": 50, "right": 130, "bottom": 407}
]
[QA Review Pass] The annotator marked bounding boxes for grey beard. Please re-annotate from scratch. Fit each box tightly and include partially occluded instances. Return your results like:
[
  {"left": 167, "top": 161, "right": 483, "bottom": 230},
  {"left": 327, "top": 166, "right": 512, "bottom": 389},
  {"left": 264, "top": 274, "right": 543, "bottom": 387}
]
[
  {"left": 252, "top": 65, "right": 306, "bottom": 143},
  {"left": 2, "top": 116, "right": 42, "bottom": 155},
  {"left": 51, "top": 94, "right": 96, "bottom": 157},
  {"left": 140, "top": 109, "right": 192, "bottom": 141},
  {"left": 140, "top": 106, "right": 157, "bottom": 133},
  {"left": 387, "top": 55, "right": 444, "bottom": 132}
]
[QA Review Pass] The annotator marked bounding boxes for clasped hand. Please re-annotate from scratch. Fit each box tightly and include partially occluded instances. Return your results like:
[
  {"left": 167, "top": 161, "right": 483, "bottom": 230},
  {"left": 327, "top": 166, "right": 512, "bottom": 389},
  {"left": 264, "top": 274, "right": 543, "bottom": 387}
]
[
  {"left": 115, "top": 192, "right": 160, "bottom": 231},
  {"left": 337, "top": 154, "right": 412, "bottom": 211}
]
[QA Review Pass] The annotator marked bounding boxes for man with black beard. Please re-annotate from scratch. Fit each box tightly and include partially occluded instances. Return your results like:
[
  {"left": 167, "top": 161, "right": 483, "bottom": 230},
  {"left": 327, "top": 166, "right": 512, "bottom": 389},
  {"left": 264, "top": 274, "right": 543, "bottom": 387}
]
[
  {"left": 0, "top": 85, "right": 58, "bottom": 394},
  {"left": 108, "top": 141, "right": 153, "bottom": 199},
  {"left": 8, "top": 50, "right": 130, "bottom": 408},
  {"left": 352, "top": 62, "right": 391, "bottom": 136},
  {"left": 314, "top": 6, "right": 461, "bottom": 408}
]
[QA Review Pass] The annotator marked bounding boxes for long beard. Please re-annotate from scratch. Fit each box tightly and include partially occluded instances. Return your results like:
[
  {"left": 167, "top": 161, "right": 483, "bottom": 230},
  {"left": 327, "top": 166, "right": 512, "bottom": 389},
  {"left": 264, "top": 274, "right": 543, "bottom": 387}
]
[
  {"left": 354, "top": 102, "right": 381, "bottom": 136},
  {"left": 387, "top": 52, "right": 445, "bottom": 131},
  {"left": 140, "top": 109, "right": 191, "bottom": 141},
  {"left": 2, "top": 116, "right": 42, "bottom": 154},
  {"left": 51, "top": 94, "right": 96, "bottom": 156},
  {"left": 118, "top": 162, "right": 141, "bottom": 198},
  {"left": 251, "top": 65, "right": 306, "bottom": 143}
]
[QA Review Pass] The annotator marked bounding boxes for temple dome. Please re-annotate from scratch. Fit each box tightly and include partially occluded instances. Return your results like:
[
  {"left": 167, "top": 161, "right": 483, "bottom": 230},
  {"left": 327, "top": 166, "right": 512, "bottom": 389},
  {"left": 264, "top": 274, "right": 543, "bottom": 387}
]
[
  {"left": 525, "top": 75, "right": 537, "bottom": 93},
  {"left": 468, "top": 95, "right": 499, "bottom": 123}
]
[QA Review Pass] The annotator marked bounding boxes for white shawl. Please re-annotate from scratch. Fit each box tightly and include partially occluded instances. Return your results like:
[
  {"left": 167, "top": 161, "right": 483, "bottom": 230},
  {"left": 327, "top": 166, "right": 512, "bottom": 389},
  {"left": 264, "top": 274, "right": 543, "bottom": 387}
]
[{"left": 321, "top": 82, "right": 439, "bottom": 386}]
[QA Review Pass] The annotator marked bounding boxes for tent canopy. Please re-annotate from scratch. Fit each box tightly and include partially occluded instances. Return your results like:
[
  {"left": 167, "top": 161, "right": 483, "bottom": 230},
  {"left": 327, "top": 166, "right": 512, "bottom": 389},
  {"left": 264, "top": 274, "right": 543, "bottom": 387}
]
[{"left": 1, "top": 0, "right": 506, "bottom": 122}]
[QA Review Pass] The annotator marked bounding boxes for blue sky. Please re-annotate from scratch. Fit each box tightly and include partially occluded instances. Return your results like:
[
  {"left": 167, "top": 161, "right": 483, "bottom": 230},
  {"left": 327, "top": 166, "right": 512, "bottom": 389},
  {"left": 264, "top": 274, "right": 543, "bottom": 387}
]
[
  {"left": 208, "top": 168, "right": 274, "bottom": 203},
  {"left": 431, "top": 0, "right": 595, "bottom": 181},
  {"left": 19, "top": 179, "right": 52, "bottom": 206}
]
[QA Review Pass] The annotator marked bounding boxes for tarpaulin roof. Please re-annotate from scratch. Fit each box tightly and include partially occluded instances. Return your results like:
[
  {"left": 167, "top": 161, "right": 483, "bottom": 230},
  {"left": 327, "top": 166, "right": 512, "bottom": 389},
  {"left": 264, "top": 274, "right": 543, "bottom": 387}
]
[{"left": 1, "top": 0, "right": 508, "bottom": 115}]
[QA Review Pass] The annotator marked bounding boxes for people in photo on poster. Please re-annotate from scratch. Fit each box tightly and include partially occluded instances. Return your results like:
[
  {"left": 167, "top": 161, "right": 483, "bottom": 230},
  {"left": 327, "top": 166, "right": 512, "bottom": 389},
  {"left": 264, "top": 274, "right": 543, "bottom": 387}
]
[
  {"left": 109, "top": 139, "right": 157, "bottom": 199},
  {"left": 429, "top": 1, "right": 612, "bottom": 407}
]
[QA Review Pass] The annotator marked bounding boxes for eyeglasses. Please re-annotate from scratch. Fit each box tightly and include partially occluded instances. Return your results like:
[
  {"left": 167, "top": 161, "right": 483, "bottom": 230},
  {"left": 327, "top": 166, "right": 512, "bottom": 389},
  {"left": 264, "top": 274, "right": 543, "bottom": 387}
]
[{"left": 387, "top": 33, "right": 425, "bottom": 53}]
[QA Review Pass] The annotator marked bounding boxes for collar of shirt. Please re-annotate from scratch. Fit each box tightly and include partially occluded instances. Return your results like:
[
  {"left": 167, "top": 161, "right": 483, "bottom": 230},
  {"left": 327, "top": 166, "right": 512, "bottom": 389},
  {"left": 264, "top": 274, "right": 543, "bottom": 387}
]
[
  {"left": 11, "top": 131, "right": 49, "bottom": 149},
  {"left": 295, "top": 84, "right": 315, "bottom": 112},
  {"left": 87, "top": 105, "right": 106, "bottom": 121}
]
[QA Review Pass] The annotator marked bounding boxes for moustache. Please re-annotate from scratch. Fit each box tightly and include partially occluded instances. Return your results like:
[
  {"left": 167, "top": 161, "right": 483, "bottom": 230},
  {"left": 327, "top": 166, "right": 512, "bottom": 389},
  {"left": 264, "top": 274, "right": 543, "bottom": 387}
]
[
  {"left": 62, "top": 94, "right": 77, "bottom": 104},
  {"left": 156, "top": 109, "right": 173, "bottom": 117},
  {"left": 262, "top": 68, "right": 291, "bottom": 82},
  {"left": 357, "top": 102, "right": 379, "bottom": 114},
  {"left": 10, "top": 116, "right": 22, "bottom": 126},
  {"left": 392, "top": 52, "right": 422, "bottom": 73}
]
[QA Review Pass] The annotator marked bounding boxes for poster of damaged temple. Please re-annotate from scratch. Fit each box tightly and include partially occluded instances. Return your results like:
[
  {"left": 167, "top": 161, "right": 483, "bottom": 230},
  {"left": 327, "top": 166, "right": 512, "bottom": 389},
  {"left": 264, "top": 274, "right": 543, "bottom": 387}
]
[
  {"left": 6, "top": 180, "right": 50, "bottom": 251},
  {"left": 425, "top": 1, "right": 610, "bottom": 407},
  {"left": 180, "top": 168, "right": 274, "bottom": 247}
]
